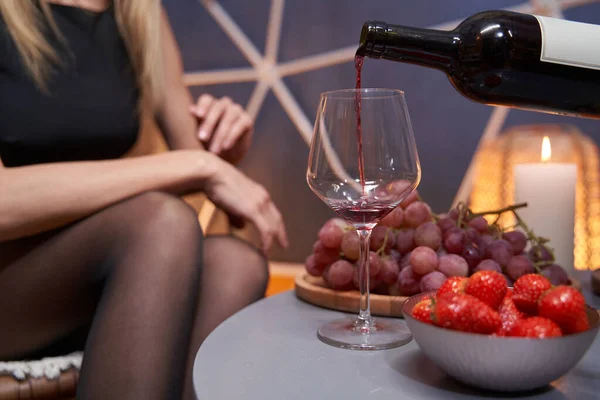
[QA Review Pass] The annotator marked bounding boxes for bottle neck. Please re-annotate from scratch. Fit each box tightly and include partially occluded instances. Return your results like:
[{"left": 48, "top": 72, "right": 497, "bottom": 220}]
[{"left": 359, "top": 21, "right": 458, "bottom": 72}]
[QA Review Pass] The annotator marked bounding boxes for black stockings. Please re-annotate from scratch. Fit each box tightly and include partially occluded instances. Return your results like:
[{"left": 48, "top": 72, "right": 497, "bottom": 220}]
[{"left": 0, "top": 192, "right": 268, "bottom": 399}]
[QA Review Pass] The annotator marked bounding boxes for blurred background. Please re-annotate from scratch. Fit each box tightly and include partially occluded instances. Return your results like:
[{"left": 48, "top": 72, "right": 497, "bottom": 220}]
[{"left": 162, "top": 0, "right": 600, "bottom": 266}]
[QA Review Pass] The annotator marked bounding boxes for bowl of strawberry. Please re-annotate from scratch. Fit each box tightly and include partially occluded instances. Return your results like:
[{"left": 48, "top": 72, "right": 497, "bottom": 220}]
[{"left": 402, "top": 271, "right": 599, "bottom": 392}]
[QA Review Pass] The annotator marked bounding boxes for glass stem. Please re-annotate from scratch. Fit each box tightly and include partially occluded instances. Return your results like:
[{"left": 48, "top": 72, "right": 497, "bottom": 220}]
[{"left": 357, "top": 228, "right": 373, "bottom": 326}]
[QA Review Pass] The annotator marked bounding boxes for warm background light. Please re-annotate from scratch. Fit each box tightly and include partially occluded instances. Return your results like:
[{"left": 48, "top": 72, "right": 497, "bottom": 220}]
[{"left": 470, "top": 124, "right": 600, "bottom": 271}]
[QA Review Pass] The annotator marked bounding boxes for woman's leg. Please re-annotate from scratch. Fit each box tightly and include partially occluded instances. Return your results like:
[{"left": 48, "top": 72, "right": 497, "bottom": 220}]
[
  {"left": 0, "top": 191, "right": 204, "bottom": 400},
  {"left": 182, "top": 235, "right": 269, "bottom": 400}
]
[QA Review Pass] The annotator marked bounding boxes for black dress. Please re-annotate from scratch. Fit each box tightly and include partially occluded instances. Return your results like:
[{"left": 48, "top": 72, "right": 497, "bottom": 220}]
[{"left": 0, "top": 4, "right": 140, "bottom": 167}]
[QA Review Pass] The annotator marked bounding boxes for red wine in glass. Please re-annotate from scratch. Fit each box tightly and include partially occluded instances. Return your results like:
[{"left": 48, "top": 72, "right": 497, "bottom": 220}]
[{"left": 331, "top": 204, "right": 393, "bottom": 226}]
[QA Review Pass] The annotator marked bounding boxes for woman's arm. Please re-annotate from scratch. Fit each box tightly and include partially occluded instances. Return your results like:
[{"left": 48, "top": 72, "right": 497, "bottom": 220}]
[
  {"left": 155, "top": 9, "right": 252, "bottom": 165},
  {"left": 0, "top": 150, "right": 286, "bottom": 251},
  {"left": 0, "top": 151, "right": 215, "bottom": 242},
  {"left": 154, "top": 9, "right": 203, "bottom": 151}
]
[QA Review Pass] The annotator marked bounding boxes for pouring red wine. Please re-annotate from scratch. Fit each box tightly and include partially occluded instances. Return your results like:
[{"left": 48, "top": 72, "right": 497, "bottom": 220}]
[{"left": 354, "top": 54, "right": 365, "bottom": 190}]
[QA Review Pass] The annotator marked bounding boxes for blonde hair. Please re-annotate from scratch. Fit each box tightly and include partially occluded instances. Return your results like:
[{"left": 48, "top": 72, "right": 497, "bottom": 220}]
[{"left": 0, "top": 0, "right": 163, "bottom": 108}]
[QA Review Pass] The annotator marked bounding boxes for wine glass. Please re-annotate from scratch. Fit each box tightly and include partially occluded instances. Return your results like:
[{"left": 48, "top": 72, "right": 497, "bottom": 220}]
[{"left": 306, "top": 88, "right": 421, "bottom": 350}]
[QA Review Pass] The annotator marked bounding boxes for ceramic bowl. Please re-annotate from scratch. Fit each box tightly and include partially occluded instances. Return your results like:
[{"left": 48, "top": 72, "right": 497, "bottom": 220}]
[{"left": 402, "top": 291, "right": 600, "bottom": 392}]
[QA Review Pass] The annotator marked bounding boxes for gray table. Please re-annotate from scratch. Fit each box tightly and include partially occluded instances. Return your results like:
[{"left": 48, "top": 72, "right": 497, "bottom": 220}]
[{"left": 193, "top": 272, "right": 600, "bottom": 400}]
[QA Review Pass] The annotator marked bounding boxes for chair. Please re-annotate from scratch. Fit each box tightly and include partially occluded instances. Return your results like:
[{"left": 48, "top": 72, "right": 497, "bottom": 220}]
[{"left": 0, "top": 353, "right": 81, "bottom": 400}]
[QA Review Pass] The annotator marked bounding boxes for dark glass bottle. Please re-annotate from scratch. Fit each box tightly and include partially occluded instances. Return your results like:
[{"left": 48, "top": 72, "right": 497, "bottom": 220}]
[{"left": 358, "top": 11, "right": 600, "bottom": 119}]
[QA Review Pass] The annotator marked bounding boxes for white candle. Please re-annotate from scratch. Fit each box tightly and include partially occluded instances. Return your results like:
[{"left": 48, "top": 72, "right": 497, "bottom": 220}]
[{"left": 514, "top": 136, "right": 577, "bottom": 274}]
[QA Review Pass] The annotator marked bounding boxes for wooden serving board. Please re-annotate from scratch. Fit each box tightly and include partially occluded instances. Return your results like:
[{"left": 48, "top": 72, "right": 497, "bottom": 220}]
[{"left": 294, "top": 273, "right": 408, "bottom": 317}]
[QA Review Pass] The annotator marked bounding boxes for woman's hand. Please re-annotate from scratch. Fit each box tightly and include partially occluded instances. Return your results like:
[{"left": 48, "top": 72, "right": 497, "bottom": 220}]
[
  {"left": 190, "top": 94, "right": 253, "bottom": 162},
  {"left": 202, "top": 154, "right": 288, "bottom": 254}
]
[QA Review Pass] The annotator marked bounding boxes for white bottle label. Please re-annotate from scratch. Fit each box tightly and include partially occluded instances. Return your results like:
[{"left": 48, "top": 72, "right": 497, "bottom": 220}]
[{"left": 534, "top": 15, "right": 600, "bottom": 70}]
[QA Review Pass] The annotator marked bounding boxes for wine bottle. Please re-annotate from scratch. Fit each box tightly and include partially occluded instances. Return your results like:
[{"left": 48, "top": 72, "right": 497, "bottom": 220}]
[{"left": 358, "top": 11, "right": 600, "bottom": 119}]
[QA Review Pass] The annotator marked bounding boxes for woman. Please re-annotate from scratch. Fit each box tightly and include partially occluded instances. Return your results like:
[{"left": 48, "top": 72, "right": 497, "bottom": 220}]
[{"left": 0, "top": 0, "right": 288, "bottom": 399}]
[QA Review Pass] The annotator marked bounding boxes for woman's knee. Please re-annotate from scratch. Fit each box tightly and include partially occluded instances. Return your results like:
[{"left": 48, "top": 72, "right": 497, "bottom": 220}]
[
  {"left": 108, "top": 191, "right": 204, "bottom": 279},
  {"left": 124, "top": 192, "right": 202, "bottom": 237},
  {"left": 204, "top": 235, "right": 269, "bottom": 295}
]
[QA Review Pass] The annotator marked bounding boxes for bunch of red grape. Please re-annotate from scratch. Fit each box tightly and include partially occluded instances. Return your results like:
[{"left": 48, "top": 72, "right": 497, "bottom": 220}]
[{"left": 305, "top": 191, "right": 571, "bottom": 296}]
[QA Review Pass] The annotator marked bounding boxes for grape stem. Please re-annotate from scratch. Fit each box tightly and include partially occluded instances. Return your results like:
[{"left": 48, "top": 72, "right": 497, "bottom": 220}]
[
  {"left": 468, "top": 202, "right": 528, "bottom": 218},
  {"left": 376, "top": 229, "right": 393, "bottom": 256},
  {"left": 456, "top": 203, "right": 468, "bottom": 228},
  {"left": 456, "top": 202, "right": 529, "bottom": 239},
  {"left": 502, "top": 223, "right": 520, "bottom": 231},
  {"left": 534, "top": 260, "right": 553, "bottom": 269}
]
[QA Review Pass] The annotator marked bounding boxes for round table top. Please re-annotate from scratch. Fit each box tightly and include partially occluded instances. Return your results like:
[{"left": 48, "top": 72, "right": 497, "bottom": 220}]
[{"left": 193, "top": 272, "right": 600, "bottom": 400}]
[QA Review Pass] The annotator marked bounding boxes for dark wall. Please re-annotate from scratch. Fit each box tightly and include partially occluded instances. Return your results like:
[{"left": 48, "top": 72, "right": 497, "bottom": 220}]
[{"left": 163, "top": 0, "right": 600, "bottom": 263}]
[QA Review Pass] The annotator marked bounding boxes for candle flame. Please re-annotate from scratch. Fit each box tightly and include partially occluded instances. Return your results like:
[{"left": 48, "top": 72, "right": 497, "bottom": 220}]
[{"left": 541, "top": 136, "right": 551, "bottom": 162}]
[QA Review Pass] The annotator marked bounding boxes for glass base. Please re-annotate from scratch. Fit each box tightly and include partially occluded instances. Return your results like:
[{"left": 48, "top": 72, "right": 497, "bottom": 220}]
[{"left": 317, "top": 317, "right": 412, "bottom": 350}]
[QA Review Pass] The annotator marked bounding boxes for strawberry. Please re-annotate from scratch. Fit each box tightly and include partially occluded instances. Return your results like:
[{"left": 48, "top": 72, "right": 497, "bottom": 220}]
[
  {"left": 538, "top": 286, "right": 588, "bottom": 334},
  {"left": 512, "top": 274, "right": 552, "bottom": 315},
  {"left": 465, "top": 270, "right": 507, "bottom": 310},
  {"left": 570, "top": 311, "right": 591, "bottom": 334},
  {"left": 411, "top": 297, "right": 434, "bottom": 324},
  {"left": 433, "top": 293, "right": 501, "bottom": 334},
  {"left": 436, "top": 276, "right": 468, "bottom": 298},
  {"left": 495, "top": 291, "right": 526, "bottom": 336},
  {"left": 508, "top": 316, "right": 563, "bottom": 338}
]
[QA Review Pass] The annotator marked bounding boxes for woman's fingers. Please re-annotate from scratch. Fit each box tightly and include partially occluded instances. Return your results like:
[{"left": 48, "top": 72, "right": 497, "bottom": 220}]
[{"left": 208, "top": 103, "right": 242, "bottom": 154}]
